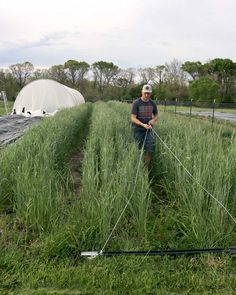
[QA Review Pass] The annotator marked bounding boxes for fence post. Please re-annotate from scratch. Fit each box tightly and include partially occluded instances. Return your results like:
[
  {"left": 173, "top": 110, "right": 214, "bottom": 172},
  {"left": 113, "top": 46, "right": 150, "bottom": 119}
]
[
  {"left": 212, "top": 99, "right": 216, "bottom": 127},
  {"left": 175, "top": 98, "right": 177, "bottom": 116},
  {"left": 190, "top": 99, "right": 193, "bottom": 120},
  {"left": 164, "top": 99, "right": 166, "bottom": 112}
]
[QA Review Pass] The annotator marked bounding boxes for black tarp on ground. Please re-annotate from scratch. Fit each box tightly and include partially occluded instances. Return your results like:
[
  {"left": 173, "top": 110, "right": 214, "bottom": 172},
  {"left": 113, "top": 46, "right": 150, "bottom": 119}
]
[{"left": 0, "top": 115, "right": 42, "bottom": 147}]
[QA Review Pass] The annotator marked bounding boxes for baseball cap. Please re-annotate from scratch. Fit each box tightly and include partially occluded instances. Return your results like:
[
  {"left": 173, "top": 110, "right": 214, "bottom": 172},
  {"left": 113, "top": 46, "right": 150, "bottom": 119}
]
[{"left": 142, "top": 84, "right": 152, "bottom": 93}]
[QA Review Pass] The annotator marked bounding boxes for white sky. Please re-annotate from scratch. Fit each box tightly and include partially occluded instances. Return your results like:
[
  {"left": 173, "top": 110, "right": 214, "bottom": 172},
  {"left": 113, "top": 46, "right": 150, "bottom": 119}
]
[{"left": 0, "top": 0, "right": 235, "bottom": 68}]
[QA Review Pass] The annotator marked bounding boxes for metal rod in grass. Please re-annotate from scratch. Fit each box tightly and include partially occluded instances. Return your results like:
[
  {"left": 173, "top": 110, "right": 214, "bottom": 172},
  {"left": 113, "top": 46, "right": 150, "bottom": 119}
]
[{"left": 81, "top": 247, "right": 236, "bottom": 258}]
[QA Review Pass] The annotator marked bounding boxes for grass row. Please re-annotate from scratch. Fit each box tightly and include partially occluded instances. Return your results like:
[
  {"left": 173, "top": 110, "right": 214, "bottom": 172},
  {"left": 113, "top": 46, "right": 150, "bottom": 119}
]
[
  {"left": 1, "top": 101, "right": 236, "bottom": 293},
  {"left": 153, "top": 112, "right": 236, "bottom": 248},
  {"left": 0, "top": 103, "right": 92, "bottom": 233},
  {"left": 45, "top": 101, "right": 152, "bottom": 253},
  {"left": 107, "top": 102, "right": 236, "bottom": 248}
]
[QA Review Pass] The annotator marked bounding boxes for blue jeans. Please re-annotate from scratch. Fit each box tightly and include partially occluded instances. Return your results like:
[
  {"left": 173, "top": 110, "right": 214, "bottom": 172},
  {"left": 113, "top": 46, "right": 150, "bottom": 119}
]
[{"left": 133, "top": 129, "right": 155, "bottom": 153}]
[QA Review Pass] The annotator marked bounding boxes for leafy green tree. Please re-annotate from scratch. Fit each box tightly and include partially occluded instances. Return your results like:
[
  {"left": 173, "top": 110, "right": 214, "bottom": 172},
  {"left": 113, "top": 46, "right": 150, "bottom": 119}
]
[
  {"left": 64, "top": 60, "right": 80, "bottom": 85},
  {"left": 207, "top": 58, "right": 236, "bottom": 102},
  {"left": 154, "top": 65, "right": 165, "bottom": 100},
  {"left": 64, "top": 60, "right": 89, "bottom": 86},
  {"left": 76, "top": 62, "right": 90, "bottom": 80},
  {"left": 128, "top": 84, "right": 143, "bottom": 100},
  {"left": 48, "top": 65, "right": 66, "bottom": 83},
  {"left": 182, "top": 61, "right": 202, "bottom": 80},
  {"left": 188, "top": 77, "right": 220, "bottom": 103},
  {"left": 92, "top": 61, "right": 119, "bottom": 92},
  {"left": 0, "top": 69, "right": 20, "bottom": 100}
]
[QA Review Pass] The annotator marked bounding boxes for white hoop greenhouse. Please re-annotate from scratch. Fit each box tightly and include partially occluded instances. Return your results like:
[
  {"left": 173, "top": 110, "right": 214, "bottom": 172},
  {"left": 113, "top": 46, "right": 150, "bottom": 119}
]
[{"left": 12, "top": 79, "right": 85, "bottom": 116}]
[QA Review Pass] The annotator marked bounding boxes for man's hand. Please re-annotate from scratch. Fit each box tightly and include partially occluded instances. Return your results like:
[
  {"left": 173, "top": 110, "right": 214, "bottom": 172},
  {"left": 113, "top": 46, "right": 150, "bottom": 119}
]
[
  {"left": 148, "top": 119, "right": 155, "bottom": 126},
  {"left": 142, "top": 123, "right": 152, "bottom": 129}
]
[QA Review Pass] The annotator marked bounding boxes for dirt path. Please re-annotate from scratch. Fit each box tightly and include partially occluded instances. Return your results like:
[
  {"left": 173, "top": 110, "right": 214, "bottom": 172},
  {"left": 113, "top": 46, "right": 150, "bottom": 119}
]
[{"left": 69, "top": 150, "right": 83, "bottom": 196}]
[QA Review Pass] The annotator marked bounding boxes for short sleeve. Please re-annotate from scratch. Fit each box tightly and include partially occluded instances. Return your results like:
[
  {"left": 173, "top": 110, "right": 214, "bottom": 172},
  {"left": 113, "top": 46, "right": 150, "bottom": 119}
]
[
  {"left": 131, "top": 100, "right": 138, "bottom": 115},
  {"left": 152, "top": 101, "right": 158, "bottom": 115}
]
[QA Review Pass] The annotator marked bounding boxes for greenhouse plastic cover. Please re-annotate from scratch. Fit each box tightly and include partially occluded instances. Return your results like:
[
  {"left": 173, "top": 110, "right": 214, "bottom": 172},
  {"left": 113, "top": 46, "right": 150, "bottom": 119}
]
[{"left": 12, "top": 79, "right": 85, "bottom": 116}]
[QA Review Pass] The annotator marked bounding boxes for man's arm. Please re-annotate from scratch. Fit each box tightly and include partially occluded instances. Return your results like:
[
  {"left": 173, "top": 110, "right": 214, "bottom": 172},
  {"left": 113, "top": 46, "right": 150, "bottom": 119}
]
[
  {"left": 148, "top": 113, "right": 158, "bottom": 126},
  {"left": 148, "top": 102, "right": 158, "bottom": 126}
]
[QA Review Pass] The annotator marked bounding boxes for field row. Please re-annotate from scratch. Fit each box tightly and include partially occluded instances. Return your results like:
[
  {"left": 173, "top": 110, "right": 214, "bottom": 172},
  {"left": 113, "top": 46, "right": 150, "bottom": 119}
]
[
  {"left": 1, "top": 101, "right": 236, "bottom": 294},
  {"left": 0, "top": 102, "right": 236, "bottom": 250}
]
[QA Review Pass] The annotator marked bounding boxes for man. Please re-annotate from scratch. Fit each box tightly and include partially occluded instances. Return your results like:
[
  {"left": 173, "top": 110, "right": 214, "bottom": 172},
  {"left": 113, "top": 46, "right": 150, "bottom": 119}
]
[{"left": 131, "top": 84, "right": 158, "bottom": 168}]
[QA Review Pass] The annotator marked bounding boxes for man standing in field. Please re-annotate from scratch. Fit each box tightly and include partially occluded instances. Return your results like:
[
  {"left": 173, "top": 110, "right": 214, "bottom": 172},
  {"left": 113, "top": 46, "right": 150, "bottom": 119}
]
[{"left": 131, "top": 84, "right": 158, "bottom": 169}]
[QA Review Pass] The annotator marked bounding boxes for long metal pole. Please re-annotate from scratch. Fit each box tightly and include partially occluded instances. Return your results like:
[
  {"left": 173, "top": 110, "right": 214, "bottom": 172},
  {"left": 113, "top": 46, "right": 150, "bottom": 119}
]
[
  {"left": 212, "top": 99, "right": 216, "bottom": 127},
  {"left": 174, "top": 98, "right": 177, "bottom": 116},
  {"left": 190, "top": 99, "right": 193, "bottom": 120},
  {"left": 81, "top": 247, "right": 236, "bottom": 258}
]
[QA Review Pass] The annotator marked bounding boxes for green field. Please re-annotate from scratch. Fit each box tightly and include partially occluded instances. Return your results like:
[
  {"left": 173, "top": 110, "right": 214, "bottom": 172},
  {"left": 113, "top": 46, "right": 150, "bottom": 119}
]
[
  {"left": 0, "top": 102, "right": 236, "bottom": 294},
  {"left": 0, "top": 100, "right": 14, "bottom": 116},
  {"left": 158, "top": 104, "right": 236, "bottom": 114}
]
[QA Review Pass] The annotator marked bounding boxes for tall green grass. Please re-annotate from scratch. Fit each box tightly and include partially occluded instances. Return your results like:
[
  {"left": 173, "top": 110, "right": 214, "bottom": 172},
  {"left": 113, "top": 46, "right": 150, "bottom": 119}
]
[
  {"left": 154, "top": 113, "right": 236, "bottom": 247},
  {"left": 103, "top": 103, "right": 236, "bottom": 248},
  {"left": 0, "top": 100, "right": 14, "bottom": 116},
  {"left": 0, "top": 103, "right": 92, "bottom": 232},
  {"left": 68, "top": 101, "right": 151, "bottom": 250}
]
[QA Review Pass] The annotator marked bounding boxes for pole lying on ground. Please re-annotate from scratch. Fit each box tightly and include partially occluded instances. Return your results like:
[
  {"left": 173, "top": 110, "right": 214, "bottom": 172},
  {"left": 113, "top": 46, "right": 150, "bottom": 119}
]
[{"left": 81, "top": 247, "right": 236, "bottom": 258}]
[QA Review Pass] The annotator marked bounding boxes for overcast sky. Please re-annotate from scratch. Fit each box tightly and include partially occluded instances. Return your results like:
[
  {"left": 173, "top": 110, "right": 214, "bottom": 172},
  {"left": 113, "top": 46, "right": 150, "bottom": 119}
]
[{"left": 0, "top": 0, "right": 235, "bottom": 69}]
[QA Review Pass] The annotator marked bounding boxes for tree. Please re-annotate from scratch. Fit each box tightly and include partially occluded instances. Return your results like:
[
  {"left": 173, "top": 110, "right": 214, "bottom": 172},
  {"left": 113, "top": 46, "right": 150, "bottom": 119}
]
[
  {"left": 164, "top": 59, "right": 187, "bottom": 87},
  {"left": 48, "top": 65, "right": 66, "bottom": 83},
  {"left": 138, "top": 67, "right": 156, "bottom": 84},
  {"left": 181, "top": 61, "right": 202, "bottom": 80},
  {"left": 77, "top": 62, "right": 90, "bottom": 82},
  {"left": 64, "top": 60, "right": 90, "bottom": 87},
  {"left": 154, "top": 65, "right": 165, "bottom": 100},
  {"left": 154, "top": 65, "right": 165, "bottom": 85},
  {"left": 188, "top": 77, "right": 220, "bottom": 103},
  {"left": 115, "top": 68, "right": 135, "bottom": 87},
  {"left": 162, "top": 59, "right": 188, "bottom": 100},
  {"left": 207, "top": 58, "right": 236, "bottom": 102},
  {"left": 92, "top": 61, "right": 119, "bottom": 92},
  {"left": 9, "top": 61, "right": 34, "bottom": 88},
  {"left": 0, "top": 69, "right": 20, "bottom": 100},
  {"left": 64, "top": 60, "right": 79, "bottom": 85}
]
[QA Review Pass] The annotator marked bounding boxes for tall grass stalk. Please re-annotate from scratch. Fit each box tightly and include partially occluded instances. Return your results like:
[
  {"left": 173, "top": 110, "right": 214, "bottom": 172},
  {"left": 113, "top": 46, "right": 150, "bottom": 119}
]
[
  {"left": 101, "top": 103, "right": 236, "bottom": 247},
  {"left": 154, "top": 113, "right": 236, "bottom": 247},
  {"left": 72, "top": 101, "right": 151, "bottom": 250},
  {"left": 0, "top": 103, "right": 92, "bottom": 232}
]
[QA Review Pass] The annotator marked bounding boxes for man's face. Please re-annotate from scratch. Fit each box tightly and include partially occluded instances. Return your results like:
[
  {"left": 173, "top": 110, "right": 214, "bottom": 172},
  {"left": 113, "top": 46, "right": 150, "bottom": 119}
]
[{"left": 142, "top": 91, "right": 151, "bottom": 101}]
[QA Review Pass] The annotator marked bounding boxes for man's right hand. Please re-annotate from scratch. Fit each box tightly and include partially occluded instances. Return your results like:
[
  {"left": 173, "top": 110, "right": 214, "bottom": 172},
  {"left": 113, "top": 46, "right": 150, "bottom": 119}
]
[{"left": 142, "top": 123, "right": 152, "bottom": 129}]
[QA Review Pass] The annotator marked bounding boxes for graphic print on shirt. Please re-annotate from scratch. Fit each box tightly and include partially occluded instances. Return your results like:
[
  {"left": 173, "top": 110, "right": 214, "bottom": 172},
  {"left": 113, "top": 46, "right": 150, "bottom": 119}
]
[{"left": 138, "top": 105, "right": 153, "bottom": 119}]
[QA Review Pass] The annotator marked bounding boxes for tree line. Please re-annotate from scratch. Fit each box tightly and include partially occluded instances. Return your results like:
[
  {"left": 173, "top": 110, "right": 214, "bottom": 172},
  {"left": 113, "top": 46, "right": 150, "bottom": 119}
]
[{"left": 0, "top": 58, "right": 235, "bottom": 103}]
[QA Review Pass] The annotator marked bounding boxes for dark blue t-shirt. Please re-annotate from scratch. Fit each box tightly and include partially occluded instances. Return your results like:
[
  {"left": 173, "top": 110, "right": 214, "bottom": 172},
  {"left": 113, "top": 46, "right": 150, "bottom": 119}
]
[{"left": 131, "top": 98, "right": 158, "bottom": 131}]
